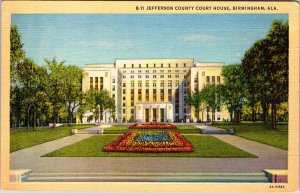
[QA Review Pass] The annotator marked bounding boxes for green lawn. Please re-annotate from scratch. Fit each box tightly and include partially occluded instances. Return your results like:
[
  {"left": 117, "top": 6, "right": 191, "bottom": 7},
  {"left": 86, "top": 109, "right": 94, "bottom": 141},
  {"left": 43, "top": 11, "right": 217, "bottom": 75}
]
[
  {"left": 212, "top": 122, "right": 288, "bottom": 150},
  {"left": 103, "top": 125, "right": 200, "bottom": 134},
  {"left": 44, "top": 134, "right": 256, "bottom": 158},
  {"left": 10, "top": 124, "right": 93, "bottom": 152}
]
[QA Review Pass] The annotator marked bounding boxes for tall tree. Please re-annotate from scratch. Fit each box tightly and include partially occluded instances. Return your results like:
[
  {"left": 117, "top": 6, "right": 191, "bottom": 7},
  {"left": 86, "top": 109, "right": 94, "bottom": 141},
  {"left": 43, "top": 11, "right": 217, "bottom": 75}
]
[
  {"left": 10, "top": 25, "right": 25, "bottom": 83},
  {"left": 185, "top": 91, "right": 204, "bottom": 122},
  {"left": 45, "top": 57, "right": 66, "bottom": 128},
  {"left": 201, "top": 84, "right": 222, "bottom": 122},
  {"left": 63, "top": 65, "right": 84, "bottom": 126},
  {"left": 242, "top": 20, "right": 288, "bottom": 129},
  {"left": 221, "top": 64, "right": 248, "bottom": 123}
]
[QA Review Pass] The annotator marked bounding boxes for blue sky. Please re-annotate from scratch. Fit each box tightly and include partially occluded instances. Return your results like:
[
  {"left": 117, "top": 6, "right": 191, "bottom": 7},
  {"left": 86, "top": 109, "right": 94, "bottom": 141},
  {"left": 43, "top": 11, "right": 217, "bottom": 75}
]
[{"left": 12, "top": 14, "right": 288, "bottom": 67}]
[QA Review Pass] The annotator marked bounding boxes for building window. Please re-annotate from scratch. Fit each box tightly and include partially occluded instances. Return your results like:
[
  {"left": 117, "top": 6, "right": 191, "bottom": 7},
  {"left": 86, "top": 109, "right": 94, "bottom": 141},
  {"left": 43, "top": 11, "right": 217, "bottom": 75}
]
[
  {"left": 123, "top": 103, "right": 125, "bottom": 107},
  {"left": 123, "top": 109, "right": 125, "bottom": 113},
  {"left": 184, "top": 63, "right": 186, "bottom": 67},
  {"left": 145, "top": 89, "right": 149, "bottom": 101},
  {"left": 123, "top": 75, "right": 126, "bottom": 79},
  {"left": 175, "top": 75, "right": 179, "bottom": 78},
  {"left": 100, "top": 77, "right": 103, "bottom": 90},
  {"left": 90, "top": 77, "right": 93, "bottom": 89},
  {"left": 123, "top": 89, "right": 126, "bottom": 94},
  {"left": 160, "top": 70, "right": 164, "bottom": 73},
  {"left": 160, "top": 81, "right": 164, "bottom": 87},
  {"left": 131, "top": 70, "right": 134, "bottom": 73},
  {"left": 145, "top": 70, "right": 149, "bottom": 73},
  {"left": 153, "top": 75, "right": 156, "bottom": 78},
  {"left": 112, "top": 85, "right": 115, "bottom": 91},
  {"left": 131, "top": 75, "right": 134, "bottom": 79},
  {"left": 132, "top": 64, "right": 134, "bottom": 68},
  {"left": 139, "top": 64, "right": 141, "bottom": 68},
  {"left": 138, "top": 81, "right": 142, "bottom": 88},
  {"left": 176, "top": 63, "right": 178, "bottom": 68},
  {"left": 146, "top": 75, "right": 149, "bottom": 79},
  {"left": 161, "top": 63, "right": 163, "bottom": 68},
  {"left": 175, "top": 80, "right": 179, "bottom": 87},
  {"left": 168, "top": 75, "right": 171, "bottom": 78},
  {"left": 138, "top": 75, "right": 141, "bottom": 79},
  {"left": 123, "top": 70, "right": 126, "bottom": 73},
  {"left": 168, "top": 89, "right": 172, "bottom": 101},
  {"left": 153, "top": 70, "right": 156, "bottom": 73},
  {"left": 138, "top": 70, "right": 141, "bottom": 73},
  {"left": 160, "top": 89, "right": 164, "bottom": 101},
  {"left": 145, "top": 81, "right": 149, "bottom": 87},
  {"left": 95, "top": 77, "right": 98, "bottom": 90},
  {"left": 146, "top": 64, "right": 148, "bottom": 68},
  {"left": 153, "top": 82, "right": 157, "bottom": 87},
  {"left": 112, "top": 78, "right": 115, "bottom": 83},
  {"left": 168, "top": 70, "right": 171, "bottom": 73},
  {"left": 154, "top": 63, "right": 156, "bottom": 68},
  {"left": 123, "top": 83, "right": 126, "bottom": 87},
  {"left": 153, "top": 89, "right": 157, "bottom": 102},
  {"left": 168, "top": 63, "right": 171, "bottom": 68},
  {"left": 130, "top": 81, "right": 134, "bottom": 87},
  {"left": 124, "top": 64, "right": 126, "bottom": 68},
  {"left": 123, "top": 96, "right": 125, "bottom": 100},
  {"left": 160, "top": 75, "right": 164, "bottom": 78},
  {"left": 168, "top": 80, "right": 172, "bottom": 87},
  {"left": 138, "top": 89, "right": 142, "bottom": 101},
  {"left": 206, "top": 76, "right": 210, "bottom": 83},
  {"left": 217, "top": 76, "right": 220, "bottom": 83},
  {"left": 212, "top": 76, "right": 215, "bottom": 83}
]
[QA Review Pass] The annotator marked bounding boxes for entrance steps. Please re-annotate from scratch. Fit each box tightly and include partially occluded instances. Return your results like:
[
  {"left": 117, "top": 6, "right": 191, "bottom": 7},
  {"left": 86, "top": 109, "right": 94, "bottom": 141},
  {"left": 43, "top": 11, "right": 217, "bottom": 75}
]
[
  {"left": 76, "top": 129, "right": 100, "bottom": 134},
  {"left": 25, "top": 172, "right": 270, "bottom": 183}
]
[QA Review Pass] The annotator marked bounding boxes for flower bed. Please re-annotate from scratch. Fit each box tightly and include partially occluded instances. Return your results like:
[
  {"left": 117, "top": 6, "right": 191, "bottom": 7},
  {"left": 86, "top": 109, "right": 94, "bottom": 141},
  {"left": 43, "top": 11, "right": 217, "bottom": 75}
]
[
  {"left": 129, "top": 122, "right": 177, "bottom": 129},
  {"left": 103, "top": 131, "right": 193, "bottom": 153}
]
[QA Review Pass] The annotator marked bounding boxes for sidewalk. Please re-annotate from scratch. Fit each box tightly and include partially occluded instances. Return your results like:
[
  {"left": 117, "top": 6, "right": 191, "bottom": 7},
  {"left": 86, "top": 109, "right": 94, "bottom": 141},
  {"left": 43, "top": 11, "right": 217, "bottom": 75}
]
[{"left": 10, "top": 127, "right": 287, "bottom": 174}]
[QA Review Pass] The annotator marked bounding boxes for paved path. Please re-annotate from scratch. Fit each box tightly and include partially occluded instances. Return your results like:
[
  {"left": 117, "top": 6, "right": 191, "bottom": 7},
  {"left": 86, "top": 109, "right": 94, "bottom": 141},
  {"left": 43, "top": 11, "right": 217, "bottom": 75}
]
[{"left": 11, "top": 126, "right": 287, "bottom": 173}]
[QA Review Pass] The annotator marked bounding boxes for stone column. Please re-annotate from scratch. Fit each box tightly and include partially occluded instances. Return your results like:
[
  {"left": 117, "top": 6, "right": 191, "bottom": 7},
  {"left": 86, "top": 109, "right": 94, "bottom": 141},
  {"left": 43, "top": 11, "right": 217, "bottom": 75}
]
[
  {"left": 157, "top": 105, "right": 160, "bottom": 123},
  {"left": 149, "top": 105, "right": 153, "bottom": 122}
]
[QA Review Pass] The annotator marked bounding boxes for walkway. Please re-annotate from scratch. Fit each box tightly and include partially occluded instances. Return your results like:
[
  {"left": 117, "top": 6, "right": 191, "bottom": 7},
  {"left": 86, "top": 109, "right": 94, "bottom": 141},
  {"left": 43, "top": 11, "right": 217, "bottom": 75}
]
[{"left": 10, "top": 126, "right": 287, "bottom": 174}]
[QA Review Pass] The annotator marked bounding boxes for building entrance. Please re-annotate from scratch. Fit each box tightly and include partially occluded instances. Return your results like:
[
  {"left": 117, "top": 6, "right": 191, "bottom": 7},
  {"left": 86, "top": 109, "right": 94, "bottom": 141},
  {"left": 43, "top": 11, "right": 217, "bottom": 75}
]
[{"left": 135, "top": 102, "right": 173, "bottom": 123}]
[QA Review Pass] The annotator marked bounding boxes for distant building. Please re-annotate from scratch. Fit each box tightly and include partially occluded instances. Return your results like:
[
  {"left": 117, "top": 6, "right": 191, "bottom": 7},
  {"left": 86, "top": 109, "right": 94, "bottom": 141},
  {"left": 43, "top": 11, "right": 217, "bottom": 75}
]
[{"left": 81, "top": 58, "right": 229, "bottom": 123}]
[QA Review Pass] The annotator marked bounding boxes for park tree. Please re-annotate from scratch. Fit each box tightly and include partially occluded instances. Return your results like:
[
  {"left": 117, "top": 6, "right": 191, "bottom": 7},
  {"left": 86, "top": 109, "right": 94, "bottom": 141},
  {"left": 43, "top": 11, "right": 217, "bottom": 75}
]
[
  {"left": 201, "top": 84, "right": 222, "bottom": 122},
  {"left": 185, "top": 91, "right": 204, "bottom": 122},
  {"left": 221, "top": 64, "right": 248, "bottom": 123},
  {"left": 10, "top": 25, "right": 25, "bottom": 83},
  {"left": 63, "top": 65, "right": 84, "bottom": 126},
  {"left": 45, "top": 57, "right": 67, "bottom": 128},
  {"left": 242, "top": 20, "right": 288, "bottom": 129}
]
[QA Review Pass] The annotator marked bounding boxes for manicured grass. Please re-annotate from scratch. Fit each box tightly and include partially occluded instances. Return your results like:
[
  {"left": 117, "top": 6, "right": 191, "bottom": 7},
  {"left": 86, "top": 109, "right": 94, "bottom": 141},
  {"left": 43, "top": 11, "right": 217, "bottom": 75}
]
[
  {"left": 44, "top": 134, "right": 256, "bottom": 158},
  {"left": 10, "top": 124, "right": 93, "bottom": 152},
  {"left": 213, "top": 122, "right": 288, "bottom": 150},
  {"left": 103, "top": 125, "right": 200, "bottom": 134}
]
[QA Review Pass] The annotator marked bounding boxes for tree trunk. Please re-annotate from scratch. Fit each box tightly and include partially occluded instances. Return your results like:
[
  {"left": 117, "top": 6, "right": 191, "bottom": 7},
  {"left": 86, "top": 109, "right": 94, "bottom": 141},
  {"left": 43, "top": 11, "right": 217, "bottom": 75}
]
[
  {"left": 272, "top": 98, "right": 277, "bottom": 129},
  {"left": 32, "top": 108, "right": 35, "bottom": 131},
  {"left": 252, "top": 108, "right": 256, "bottom": 122},
  {"left": 229, "top": 110, "right": 233, "bottom": 122},
  {"left": 236, "top": 111, "right": 241, "bottom": 123},
  {"left": 52, "top": 111, "right": 57, "bottom": 128},
  {"left": 68, "top": 106, "right": 72, "bottom": 127},
  {"left": 262, "top": 101, "right": 269, "bottom": 124},
  {"left": 196, "top": 108, "right": 200, "bottom": 122},
  {"left": 201, "top": 110, "right": 204, "bottom": 123}
]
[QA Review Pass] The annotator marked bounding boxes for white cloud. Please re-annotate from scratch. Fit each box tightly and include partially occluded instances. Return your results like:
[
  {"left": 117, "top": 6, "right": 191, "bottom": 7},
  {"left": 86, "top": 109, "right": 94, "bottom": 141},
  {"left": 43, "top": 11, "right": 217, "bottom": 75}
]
[
  {"left": 78, "top": 39, "right": 137, "bottom": 49},
  {"left": 180, "top": 34, "right": 217, "bottom": 42}
]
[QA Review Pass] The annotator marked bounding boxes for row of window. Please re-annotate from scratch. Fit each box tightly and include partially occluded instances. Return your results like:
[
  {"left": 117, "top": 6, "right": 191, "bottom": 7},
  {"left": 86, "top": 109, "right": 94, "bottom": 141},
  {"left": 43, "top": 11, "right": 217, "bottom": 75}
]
[
  {"left": 123, "top": 63, "right": 188, "bottom": 68},
  {"left": 123, "top": 74, "right": 180, "bottom": 79},
  {"left": 122, "top": 69, "right": 186, "bottom": 74},
  {"left": 123, "top": 80, "right": 184, "bottom": 88}
]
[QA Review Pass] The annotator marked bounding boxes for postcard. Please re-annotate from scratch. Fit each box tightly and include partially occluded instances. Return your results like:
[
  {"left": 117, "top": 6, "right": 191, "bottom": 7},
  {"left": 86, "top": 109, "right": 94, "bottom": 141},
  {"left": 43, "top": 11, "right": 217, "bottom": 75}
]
[{"left": 0, "top": 1, "right": 299, "bottom": 192}]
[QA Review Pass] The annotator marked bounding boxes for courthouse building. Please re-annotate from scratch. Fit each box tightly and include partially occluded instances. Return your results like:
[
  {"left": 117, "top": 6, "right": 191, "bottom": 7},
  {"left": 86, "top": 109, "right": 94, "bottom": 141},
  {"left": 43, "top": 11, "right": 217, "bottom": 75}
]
[{"left": 81, "top": 58, "right": 229, "bottom": 123}]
